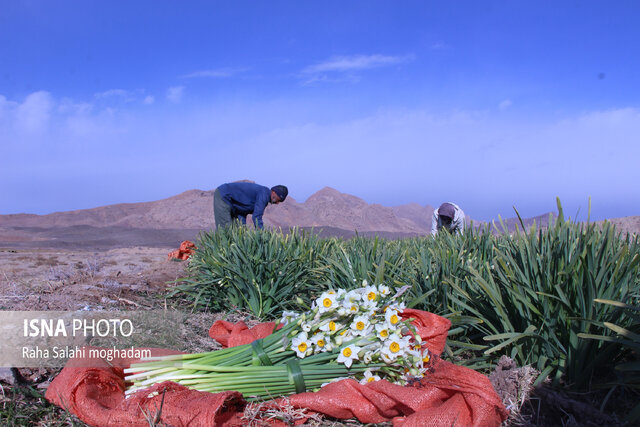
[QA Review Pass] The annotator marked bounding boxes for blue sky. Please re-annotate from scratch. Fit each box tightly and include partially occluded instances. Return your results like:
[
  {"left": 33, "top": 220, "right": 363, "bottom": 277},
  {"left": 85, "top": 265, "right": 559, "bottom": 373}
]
[{"left": 1, "top": 1, "right": 639, "bottom": 221}]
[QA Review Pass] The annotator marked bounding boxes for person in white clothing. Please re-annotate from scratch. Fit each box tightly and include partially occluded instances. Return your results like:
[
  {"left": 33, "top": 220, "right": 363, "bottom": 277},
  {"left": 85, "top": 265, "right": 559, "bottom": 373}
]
[{"left": 431, "top": 202, "right": 466, "bottom": 235}]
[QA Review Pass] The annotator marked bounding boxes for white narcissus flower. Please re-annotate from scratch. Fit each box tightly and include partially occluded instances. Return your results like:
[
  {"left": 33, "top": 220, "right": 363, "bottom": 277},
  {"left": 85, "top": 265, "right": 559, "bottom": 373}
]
[
  {"left": 335, "top": 328, "right": 353, "bottom": 346},
  {"left": 310, "top": 332, "right": 329, "bottom": 353},
  {"left": 377, "top": 284, "right": 391, "bottom": 297},
  {"left": 339, "top": 300, "right": 360, "bottom": 316},
  {"left": 360, "top": 369, "right": 381, "bottom": 385},
  {"left": 290, "top": 332, "right": 311, "bottom": 358},
  {"left": 350, "top": 315, "right": 372, "bottom": 336},
  {"left": 315, "top": 291, "right": 337, "bottom": 313},
  {"left": 361, "top": 296, "right": 378, "bottom": 313},
  {"left": 405, "top": 348, "right": 423, "bottom": 369},
  {"left": 345, "top": 289, "right": 362, "bottom": 304},
  {"left": 385, "top": 308, "right": 402, "bottom": 327},
  {"left": 375, "top": 323, "right": 391, "bottom": 340},
  {"left": 337, "top": 344, "right": 361, "bottom": 368},
  {"left": 381, "top": 333, "right": 407, "bottom": 362},
  {"left": 319, "top": 320, "right": 342, "bottom": 334},
  {"left": 280, "top": 310, "right": 300, "bottom": 325},
  {"left": 362, "top": 284, "right": 378, "bottom": 303},
  {"left": 381, "top": 350, "right": 395, "bottom": 364},
  {"left": 422, "top": 348, "right": 431, "bottom": 365},
  {"left": 388, "top": 301, "right": 406, "bottom": 312}
]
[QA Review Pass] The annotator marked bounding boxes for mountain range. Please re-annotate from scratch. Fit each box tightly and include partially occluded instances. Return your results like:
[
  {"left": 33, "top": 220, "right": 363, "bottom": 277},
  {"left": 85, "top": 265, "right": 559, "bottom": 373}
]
[{"left": 0, "top": 187, "right": 636, "bottom": 249}]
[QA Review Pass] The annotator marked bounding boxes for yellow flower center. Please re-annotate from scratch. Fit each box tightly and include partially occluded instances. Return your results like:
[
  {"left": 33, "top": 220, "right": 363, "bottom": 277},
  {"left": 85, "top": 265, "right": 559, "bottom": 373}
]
[
  {"left": 342, "top": 347, "right": 352, "bottom": 357},
  {"left": 356, "top": 321, "right": 365, "bottom": 330},
  {"left": 367, "top": 292, "right": 376, "bottom": 301},
  {"left": 367, "top": 376, "right": 376, "bottom": 383},
  {"left": 423, "top": 354, "right": 430, "bottom": 363},
  {"left": 380, "top": 329, "right": 389, "bottom": 338},
  {"left": 317, "top": 339, "right": 325, "bottom": 347},
  {"left": 340, "top": 330, "right": 346, "bottom": 336},
  {"left": 350, "top": 305, "right": 357, "bottom": 312},
  {"left": 323, "top": 298, "right": 332, "bottom": 308},
  {"left": 329, "top": 321, "right": 336, "bottom": 331},
  {"left": 390, "top": 314, "right": 399, "bottom": 324},
  {"left": 390, "top": 342, "right": 400, "bottom": 353},
  {"left": 298, "top": 342, "right": 307, "bottom": 352}
]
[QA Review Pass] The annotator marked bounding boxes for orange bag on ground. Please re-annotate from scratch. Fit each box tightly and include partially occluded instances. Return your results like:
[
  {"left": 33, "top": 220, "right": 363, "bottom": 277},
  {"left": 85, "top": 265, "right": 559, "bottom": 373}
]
[
  {"left": 208, "top": 320, "right": 280, "bottom": 348},
  {"left": 46, "top": 311, "right": 508, "bottom": 426},
  {"left": 168, "top": 240, "right": 197, "bottom": 260},
  {"left": 45, "top": 348, "right": 245, "bottom": 426},
  {"left": 280, "top": 360, "right": 507, "bottom": 426}
]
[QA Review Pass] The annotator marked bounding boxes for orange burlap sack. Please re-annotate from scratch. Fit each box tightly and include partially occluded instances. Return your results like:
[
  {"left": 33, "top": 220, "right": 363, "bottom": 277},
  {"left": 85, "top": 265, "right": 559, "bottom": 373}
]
[
  {"left": 47, "top": 311, "right": 508, "bottom": 426},
  {"left": 280, "top": 361, "right": 507, "bottom": 426},
  {"left": 45, "top": 348, "right": 245, "bottom": 426},
  {"left": 208, "top": 320, "right": 280, "bottom": 348},
  {"left": 168, "top": 240, "right": 197, "bottom": 260}
]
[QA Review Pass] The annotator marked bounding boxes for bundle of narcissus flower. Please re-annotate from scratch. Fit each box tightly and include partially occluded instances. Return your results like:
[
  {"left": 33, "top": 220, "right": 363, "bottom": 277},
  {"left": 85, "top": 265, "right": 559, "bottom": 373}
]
[{"left": 124, "top": 282, "right": 431, "bottom": 401}]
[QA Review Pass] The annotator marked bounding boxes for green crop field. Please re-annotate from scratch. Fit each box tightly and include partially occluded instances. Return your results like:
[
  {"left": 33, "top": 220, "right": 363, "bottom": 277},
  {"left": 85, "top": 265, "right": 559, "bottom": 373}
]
[{"left": 170, "top": 200, "right": 640, "bottom": 422}]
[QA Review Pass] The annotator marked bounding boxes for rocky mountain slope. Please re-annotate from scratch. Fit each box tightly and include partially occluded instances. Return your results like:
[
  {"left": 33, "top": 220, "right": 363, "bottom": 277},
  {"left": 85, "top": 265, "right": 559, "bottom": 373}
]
[
  {"left": 0, "top": 187, "right": 438, "bottom": 234},
  {"left": 0, "top": 187, "right": 637, "bottom": 249}
]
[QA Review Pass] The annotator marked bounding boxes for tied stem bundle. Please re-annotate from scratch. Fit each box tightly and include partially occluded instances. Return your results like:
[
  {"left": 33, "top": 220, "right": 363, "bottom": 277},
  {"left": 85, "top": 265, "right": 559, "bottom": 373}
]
[{"left": 125, "top": 282, "right": 431, "bottom": 401}]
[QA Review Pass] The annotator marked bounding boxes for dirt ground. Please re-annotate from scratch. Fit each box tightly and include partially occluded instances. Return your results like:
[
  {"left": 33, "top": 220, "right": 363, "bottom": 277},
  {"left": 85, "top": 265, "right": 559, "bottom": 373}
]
[{"left": 0, "top": 246, "right": 187, "bottom": 311}]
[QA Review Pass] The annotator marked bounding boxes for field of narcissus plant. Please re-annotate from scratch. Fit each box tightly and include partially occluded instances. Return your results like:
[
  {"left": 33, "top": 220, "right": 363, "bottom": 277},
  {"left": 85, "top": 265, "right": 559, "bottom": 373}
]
[{"left": 171, "top": 201, "right": 640, "bottom": 422}]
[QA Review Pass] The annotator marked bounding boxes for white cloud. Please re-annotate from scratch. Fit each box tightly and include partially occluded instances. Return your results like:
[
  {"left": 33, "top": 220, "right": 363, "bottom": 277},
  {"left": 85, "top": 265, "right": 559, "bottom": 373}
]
[
  {"left": 95, "top": 89, "right": 130, "bottom": 99},
  {"left": 572, "top": 107, "right": 640, "bottom": 127},
  {"left": 499, "top": 99, "right": 512, "bottom": 110},
  {"left": 303, "top": 54, "right": 412, "bottom": 74},
  {"left": 95, "top": 89, "right": 127, "bottom": 98},
  {"left": 16, "top": 91, "right": 54, "bottom": 132},
  {"left": 58, "top": 98, "right": 93, "bottom": 115},
  {"left": 0, "top": 95, "right": 18, "bottom": 119},
  {"left": 429, "top": 42, "right": 450, "bottom": 50},
  {"left": 182, "top": 67, "right": 247, "bottom": 78},
  {"left": 166, "top": 86, "right": 184, "bottom": 103},
  {"left": 143, "top": 95, "right": 155, "bottom": 105},
  {"left": 300, "top": 73, "right": 360, "bottom": 86}
]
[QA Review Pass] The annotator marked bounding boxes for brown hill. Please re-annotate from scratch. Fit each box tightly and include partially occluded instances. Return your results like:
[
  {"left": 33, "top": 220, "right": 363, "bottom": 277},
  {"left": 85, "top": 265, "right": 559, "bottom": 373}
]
[
  {"left": 596, "top": 216, "right": 640, "bottom": 237},
  {"left": 1, "top": 186, "right": 637, "bottom": 249},
  {"left": 282, "top": 187, "right": 425, "bottom": 233},
  {"left": 0, "top": 190, "right": 215, "bottom": 229},
  {"left": 392, "top": 203, "right": 433, "bottom": 229},
  {"left": 0, "top": 187, "right": 433, "bottom": 234}
]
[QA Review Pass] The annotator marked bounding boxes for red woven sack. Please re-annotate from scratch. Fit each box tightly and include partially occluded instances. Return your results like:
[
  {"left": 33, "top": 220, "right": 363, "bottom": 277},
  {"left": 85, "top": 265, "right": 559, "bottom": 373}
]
[
  {"left": 45, "top": 348, "right": 245, "bottom": 426},
  {"left": 167, "top": 240, "right": 197, "bottom": 260},
  {"left": 46, "top": 311, "right": 508, "bottom": 426}
]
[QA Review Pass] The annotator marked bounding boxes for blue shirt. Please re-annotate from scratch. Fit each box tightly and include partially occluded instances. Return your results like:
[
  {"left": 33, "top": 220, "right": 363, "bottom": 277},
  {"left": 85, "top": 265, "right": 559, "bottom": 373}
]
[{"left": 218, "top": 182, "right": 271, "bottom": 228}]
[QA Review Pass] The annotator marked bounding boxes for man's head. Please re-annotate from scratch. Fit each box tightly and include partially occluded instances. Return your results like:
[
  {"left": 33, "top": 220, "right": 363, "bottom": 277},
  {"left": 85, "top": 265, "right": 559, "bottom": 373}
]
[
  {"left": 270, "top": 185, "right": 288, "bottom": 204},
  {"left": 438, "top": 203, "right": 455, "bottom": 227}
]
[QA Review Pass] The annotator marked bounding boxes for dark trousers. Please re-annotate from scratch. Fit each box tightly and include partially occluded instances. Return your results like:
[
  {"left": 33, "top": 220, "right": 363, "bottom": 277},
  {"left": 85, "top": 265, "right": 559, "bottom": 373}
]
[{"left": 213, "top": 188, "right": 234, "bottom": 229}]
